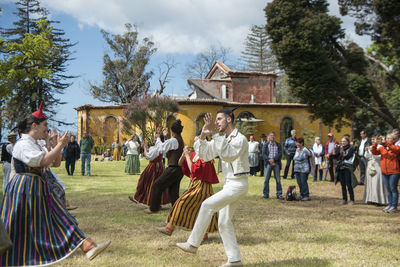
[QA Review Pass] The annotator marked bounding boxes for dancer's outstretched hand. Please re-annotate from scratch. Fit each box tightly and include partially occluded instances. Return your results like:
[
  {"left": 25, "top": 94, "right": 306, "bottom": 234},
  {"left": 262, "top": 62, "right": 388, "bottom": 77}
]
[
  {"left": 58, "top": 131, "right": 69, "bottom": 148},
  {"left": 201, "top": 113, "right": 216, "bottom": 139}
]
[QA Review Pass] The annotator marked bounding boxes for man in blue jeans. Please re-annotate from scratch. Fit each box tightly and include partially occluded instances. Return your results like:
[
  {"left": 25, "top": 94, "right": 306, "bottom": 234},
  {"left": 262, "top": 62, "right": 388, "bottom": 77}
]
[
  {"left": 79, "top": 131, "right": 94, "bottom": 176},
  {"left": 262, "top": 132, "right": 284, "bottom": 199}
]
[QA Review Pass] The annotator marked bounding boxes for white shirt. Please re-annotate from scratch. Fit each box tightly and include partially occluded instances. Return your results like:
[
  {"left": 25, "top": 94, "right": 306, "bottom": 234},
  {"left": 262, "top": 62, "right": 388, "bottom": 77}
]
[
  {"left": 312, "top": 143, "right": 323, "bottom": 165},
  {"left": 127, "top": 140, "right": 140, "bottom": 155},
  {"left": 145, "top": 137, "right": 179, "bottom": 161},
  {"left": 248, "top": 141, "right": 259, "bottom": 153},
  {"left": 12, "top": 134, "right": 45, "bottom": 167},
  {"left": 194, "top": 128, "right": 249, "bottom": 179},
  {"left": 359, "top": 138, "right": 368, "bottom": 156}
]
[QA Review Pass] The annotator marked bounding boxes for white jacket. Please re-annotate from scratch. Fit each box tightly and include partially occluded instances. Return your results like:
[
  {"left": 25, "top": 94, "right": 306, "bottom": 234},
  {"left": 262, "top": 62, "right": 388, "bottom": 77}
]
[{"left": 194, "top": 128, "right": 249, "bottom": 179}]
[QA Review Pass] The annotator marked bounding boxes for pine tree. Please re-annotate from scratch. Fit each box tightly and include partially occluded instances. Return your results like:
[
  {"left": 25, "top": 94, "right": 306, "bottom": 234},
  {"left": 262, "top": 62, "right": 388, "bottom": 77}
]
[
  {"left": 1, "top": 0, "right": 76, "bottom": 127},
  {"left": 241, "top": 25, "right": 277, "bottom": 72}
]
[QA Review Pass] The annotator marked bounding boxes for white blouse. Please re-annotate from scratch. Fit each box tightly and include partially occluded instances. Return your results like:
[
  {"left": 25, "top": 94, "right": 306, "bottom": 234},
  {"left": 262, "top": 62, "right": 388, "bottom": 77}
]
[
  {"left": 12, "top": 134, "right": 45, "bottom": 167},
  {"left": 127, "top": 140, "right": 140, "bottom": 155},
  {"left": 248, "top": 141, "right": 260, "bottom": 153}
]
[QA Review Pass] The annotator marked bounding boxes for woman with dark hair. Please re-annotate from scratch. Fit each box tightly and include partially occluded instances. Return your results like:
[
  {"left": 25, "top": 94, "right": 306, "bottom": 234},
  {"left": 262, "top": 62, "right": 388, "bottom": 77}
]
[
  {"left": 371, "top": 134, "right": 400, "bottom": 213},
  {"left": 293, "top": 137, "right": 311, "bottom": 201},
  {"left": 0, "top": 103, "right": 110, "bottom": 266},
  {"left": 125, "top": 135, "right": 140, "bottom": 174},
  {"left": 159, "top": 136, "right": 219, "bottom": 238},
  {"left": 148, "top": 120, "right": 185, "bottom": 213},
  {"left": 334, "top": 136, "right": 356, "bottom": 205},
  {"left": 128, "top": 130, "right": 170, "bottom": 205}
]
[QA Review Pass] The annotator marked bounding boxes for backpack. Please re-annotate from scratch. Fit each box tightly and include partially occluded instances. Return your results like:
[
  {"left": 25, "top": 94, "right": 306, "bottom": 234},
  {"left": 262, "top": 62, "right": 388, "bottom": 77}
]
[{"left": 285, "top": 185, "right": 297, "bottom": 201}]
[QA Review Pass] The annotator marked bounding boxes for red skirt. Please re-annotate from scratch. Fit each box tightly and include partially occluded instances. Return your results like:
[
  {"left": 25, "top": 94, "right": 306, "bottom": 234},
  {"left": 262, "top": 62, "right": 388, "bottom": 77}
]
[{"left": 133, "top": 155, "right": 170, "bottom": 205}]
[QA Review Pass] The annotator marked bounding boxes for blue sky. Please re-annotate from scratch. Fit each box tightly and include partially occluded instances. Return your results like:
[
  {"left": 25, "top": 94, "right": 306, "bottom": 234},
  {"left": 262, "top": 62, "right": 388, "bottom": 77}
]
[{"left": 0, "top": 0, "right": 371, "bottom": 136}]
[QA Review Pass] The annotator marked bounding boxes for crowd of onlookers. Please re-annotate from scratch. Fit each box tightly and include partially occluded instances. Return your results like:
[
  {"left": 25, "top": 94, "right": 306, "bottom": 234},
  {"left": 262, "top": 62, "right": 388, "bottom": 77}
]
[{"left": 248, "top": 129, "right": 400, "bottom": 213}]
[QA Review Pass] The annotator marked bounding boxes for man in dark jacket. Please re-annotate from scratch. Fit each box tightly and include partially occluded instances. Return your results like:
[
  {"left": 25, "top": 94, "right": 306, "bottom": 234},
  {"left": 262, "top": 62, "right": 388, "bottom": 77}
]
[
  {"left": 262, "top": 132, "right": 284, "bottom": 199},
  {"left": 283, "top": 129, "right": 297, "bottom": 179},
  {"left": 63, "top": 135, "right": 80, "bottom": 176}
]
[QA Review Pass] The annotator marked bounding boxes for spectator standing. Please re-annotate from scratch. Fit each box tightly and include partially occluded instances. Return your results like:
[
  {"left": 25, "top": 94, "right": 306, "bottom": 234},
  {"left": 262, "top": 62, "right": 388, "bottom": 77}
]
[
  {"left": 357, "top": 130, "right": 372, "bottom": 185},
  {"left": 262, "top": 132, "right": 283, "bottom": 199},
  {"left": 79, "top": 131, "right": 94, "bottom": 176},
  {"left": 259, "top": 134, "right": 267, "bottom": 176},
  {"left": 283, "top": 129, "right": 297, "bottom": 179},
  {"left": 311, "top": 137, "right": 325, "bottom": 182},
  {"left": 121, "top": 138, "right": 128, "bottom": 160},
  {"left": 325, "top": 133, "right": 338, "bottom": 182},
  {"left": 371, "top": 134, "right": 400, "bottom": 213},
  {"left": 363, "top": 138, "right": 388, "bottom": 205},
  {"left": 293, "top": 137, "right": 311, "bottom": 201},
  {"left": 112, "top": 138, "right": 121, "bottom": 161},
  {"left": 63, "top": 135, "right": 80, "bottom": 176},
  {"left": 334, "top": 136, "right": 356, "bottom": 205},
  {"left": 125, "top": 135, "right": 140, "bottom": 174},
  {"left": 248, "top": 135, "right": 260, "bottom": 176},
  {"left": 1, "top": 132, "right": 17, "bottom": 193}
]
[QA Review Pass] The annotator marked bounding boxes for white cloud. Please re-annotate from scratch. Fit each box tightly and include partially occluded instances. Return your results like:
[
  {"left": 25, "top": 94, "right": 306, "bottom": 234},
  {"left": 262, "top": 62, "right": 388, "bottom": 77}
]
[
  {"left": 4, "top": 0, "right": 371, "bottom": 54},
  {"left": 38, "top": 0, "right": 268, "bottom": 55}
]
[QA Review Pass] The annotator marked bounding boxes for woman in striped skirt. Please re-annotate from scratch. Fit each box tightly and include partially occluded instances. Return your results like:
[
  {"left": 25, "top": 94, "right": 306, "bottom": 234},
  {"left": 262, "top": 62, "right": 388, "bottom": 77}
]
[
  {"left": 0, "top": 103, "right": 110, "bottom": 266},
  {"left": 129, "top": 133, "right": 170, "bottom": 205},
  {"left": 159, "top": 140, "right": 219, "bottom": 238}
]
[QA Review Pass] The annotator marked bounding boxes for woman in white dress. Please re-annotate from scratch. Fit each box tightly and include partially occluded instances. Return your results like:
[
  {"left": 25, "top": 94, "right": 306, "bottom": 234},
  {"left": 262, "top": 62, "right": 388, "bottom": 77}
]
[{"left": 363, "top": 138, "right": 388, "bottom": 205}]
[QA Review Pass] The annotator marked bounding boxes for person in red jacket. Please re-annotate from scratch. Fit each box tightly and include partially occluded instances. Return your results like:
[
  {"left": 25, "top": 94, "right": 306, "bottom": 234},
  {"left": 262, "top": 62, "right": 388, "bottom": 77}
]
[
  {"left": 158, "top": 137, "right": 219, "bottom": 238},
  {"left": 325, "top": 133, "right": 339, "bottom": 182},
  {"left": 371, "top": 134, "right": 400, "bottom": 213}
]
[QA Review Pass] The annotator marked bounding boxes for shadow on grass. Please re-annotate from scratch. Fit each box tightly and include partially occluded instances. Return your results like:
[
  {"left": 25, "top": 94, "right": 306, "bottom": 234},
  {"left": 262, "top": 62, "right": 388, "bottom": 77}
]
[{"left": 245, "top": 257, "right": 331, "bottom": 267}]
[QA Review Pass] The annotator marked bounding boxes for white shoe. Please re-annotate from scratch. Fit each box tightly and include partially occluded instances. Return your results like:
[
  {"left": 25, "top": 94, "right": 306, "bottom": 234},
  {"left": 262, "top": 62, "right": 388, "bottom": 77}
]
[
  {"left": 219, "top": 261, "right": 243, "bottom": 267},
  {"left": 387, "top": 207, "right": 399, "bottom": 213},
  {"left": 86, "top": 240, "right": 111, "bottom": 260},
  {"left": 383, "top": 206, "right": 391, "bottom": 212},
  {"left": 176, "top": 242, "right": 197, "bottom": 254}
]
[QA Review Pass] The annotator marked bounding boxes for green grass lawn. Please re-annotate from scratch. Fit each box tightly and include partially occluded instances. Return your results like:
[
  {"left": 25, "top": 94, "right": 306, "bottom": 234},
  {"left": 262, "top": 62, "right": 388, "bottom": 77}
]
[{"left": 1, "top": 159, "right": 399, "bottom": 267}]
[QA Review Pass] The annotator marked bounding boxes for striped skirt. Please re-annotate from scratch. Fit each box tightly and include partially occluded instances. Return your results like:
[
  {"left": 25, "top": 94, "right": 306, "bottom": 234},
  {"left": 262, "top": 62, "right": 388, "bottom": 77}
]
[
  {"left": 167, "top": 178, "right": 218, "bottom": 232},
  {"left": 125, "top": 154, "right": 140, "bottom": 174},
  {"left": 0, "top": 173, "right": 86, "bottom": 266},
  {"left": 45, "top": 169, "right": 66, "bottom": 207},
  {"left": 134, "top": 157, "right": 170, "bottom": 205}
]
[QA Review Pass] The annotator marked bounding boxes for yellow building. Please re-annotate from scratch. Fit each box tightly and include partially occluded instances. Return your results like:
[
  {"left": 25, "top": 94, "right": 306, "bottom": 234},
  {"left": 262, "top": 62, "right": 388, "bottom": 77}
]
[
  {"left": 75, "top": 61, "right": 351, "bottom": 148},
  {"left": 75, "top": 99, "right": 351, "bottom": 148}
]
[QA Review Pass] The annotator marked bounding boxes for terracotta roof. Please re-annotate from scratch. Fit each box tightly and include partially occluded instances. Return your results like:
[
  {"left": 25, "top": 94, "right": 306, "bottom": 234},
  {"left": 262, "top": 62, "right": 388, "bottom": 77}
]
[
  {"left": 74, "top": 99, "right": 306, "bottom": 111},
  {"left": 176, "top": 98, "right": 306, "bottom": 108}
]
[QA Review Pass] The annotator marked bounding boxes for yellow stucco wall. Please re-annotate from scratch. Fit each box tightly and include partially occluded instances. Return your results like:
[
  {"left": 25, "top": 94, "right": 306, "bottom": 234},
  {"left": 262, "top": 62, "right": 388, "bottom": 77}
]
[{"left": 77, "top": 104, "right": 352, "bottom": 147}]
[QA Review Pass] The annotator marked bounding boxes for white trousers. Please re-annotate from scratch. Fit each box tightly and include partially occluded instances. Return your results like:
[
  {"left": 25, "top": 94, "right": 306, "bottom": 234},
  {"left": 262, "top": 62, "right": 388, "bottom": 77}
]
[
  {"left": 2, "top": 162, "right": 11, "bottom": 194},
  {"left": 187, "top": 177, "right": 248, "bottom": 262}
]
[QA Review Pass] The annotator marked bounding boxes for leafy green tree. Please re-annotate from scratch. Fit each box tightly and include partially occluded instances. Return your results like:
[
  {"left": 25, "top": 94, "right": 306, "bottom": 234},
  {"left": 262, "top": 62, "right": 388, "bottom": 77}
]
[
  {"left": 265, "top": 0, "right": 399, "bottom": 130},
  {"left": 90, "top": 24, "right": 157, "bottom": 103},
  {"left": 1, "top": 0, "right": 76, "bottom": 126},
  {"left": 241, "top": 24, "right": 278, "bottom": 72}
]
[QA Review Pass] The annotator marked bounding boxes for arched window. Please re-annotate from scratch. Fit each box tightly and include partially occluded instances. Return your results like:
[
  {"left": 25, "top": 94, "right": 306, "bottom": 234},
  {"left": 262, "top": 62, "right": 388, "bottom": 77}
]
[
  {"left": 80, "top": 116, "right": 84, "bottom": 140},
  {"left": 235, "top": 111, "right": 257, "bottom": 136},
  {"left": 195, "top": 113, "right": 207, "bottom": 136},
  {"left": 104, "top": 115, "right": 119, "bottom": 145},
  {"left": 280, "top": 116, "right": 294, "bottom": 145}
]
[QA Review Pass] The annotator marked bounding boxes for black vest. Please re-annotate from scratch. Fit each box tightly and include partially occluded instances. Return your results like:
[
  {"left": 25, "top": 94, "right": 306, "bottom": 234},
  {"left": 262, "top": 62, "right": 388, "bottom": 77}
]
[
  {"left": 166, "top": 136, "right": 184, "bottom": 167},
  {"left": 1, "top": 143, "right": 12, "bottom": 163}
]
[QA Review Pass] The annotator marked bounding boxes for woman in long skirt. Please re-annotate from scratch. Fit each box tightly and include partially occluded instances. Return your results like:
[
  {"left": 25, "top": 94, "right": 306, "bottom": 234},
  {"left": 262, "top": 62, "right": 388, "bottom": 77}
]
[
  {"left": 125, "top": 135, "right": 140, "bottom": 174},
  {"left": 0, "top": 103, "right": 110, "bottom": 266},
  {"left": 129, "top": 134, "right": 169, "bottom": 205},
  {"left": 159, "top": 141, "right": 219, "bottom": 238},
  {"left": 363, "top": 140, "right": 388, "bottom": 205}
]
